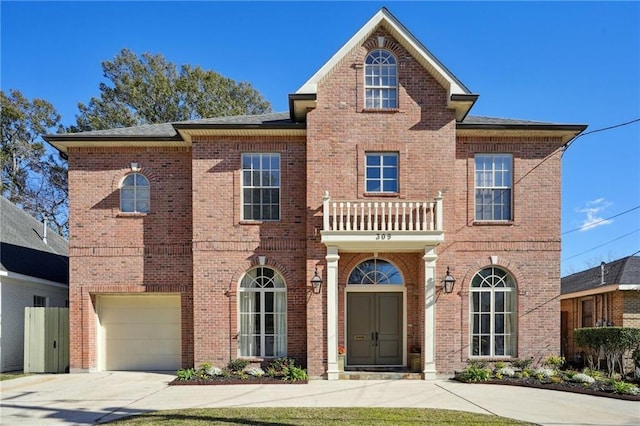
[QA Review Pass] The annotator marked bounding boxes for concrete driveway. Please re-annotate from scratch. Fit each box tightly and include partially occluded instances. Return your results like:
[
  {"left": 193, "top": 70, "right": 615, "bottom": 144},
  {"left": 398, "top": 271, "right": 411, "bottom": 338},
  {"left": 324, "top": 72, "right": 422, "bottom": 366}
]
[{"left": 1, "top": 372, "right": 638, "bottom": 425}]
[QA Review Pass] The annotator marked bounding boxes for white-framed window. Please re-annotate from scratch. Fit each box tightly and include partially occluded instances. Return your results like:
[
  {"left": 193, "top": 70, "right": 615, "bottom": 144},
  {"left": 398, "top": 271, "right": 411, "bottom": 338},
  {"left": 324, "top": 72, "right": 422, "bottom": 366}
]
[
  {"left": 470, "top": 267, "right": 517, "bottom": 357},
  {"left": 33, "top": 295, "right": 48, "bottom": 307},
  {"left": 348, "top": 258, "right": 403, "bottom": 285},
  {"left": 241, "top": 153, "right": 280, "bottom": 221},
  {"left": 365, "top": 49, "right": 398, "bottom": 109},
  {"left": 475, "top": 154, "right": 512, "bottom": 221},
  {"left": 120, "top": 173, "right": 150, "bottom": 213},
  {"left": 238, "top": 267, "right": 287, "bottom": 357},
  {"left": 365, "top": 152, "right": 398, "bottom": 193}
]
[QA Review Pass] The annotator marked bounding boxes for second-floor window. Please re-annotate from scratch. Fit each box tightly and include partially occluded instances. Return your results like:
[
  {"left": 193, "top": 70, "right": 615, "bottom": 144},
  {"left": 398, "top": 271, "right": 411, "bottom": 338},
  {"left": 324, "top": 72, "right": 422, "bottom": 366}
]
[
  {"left": 120, "top": 173, "right": 150, "bottom": 213},
  {"left": 365, "top": 49, "right": 398, "bottom": 109},
  {"left": 475, "top": 154, "right": 512, "bottom": 221},
  {"left": 366, "top": 152, "right": 398, "bottom": 193},
  {"left": 242, "top": 153, "right": 280, "bottom": 221}
]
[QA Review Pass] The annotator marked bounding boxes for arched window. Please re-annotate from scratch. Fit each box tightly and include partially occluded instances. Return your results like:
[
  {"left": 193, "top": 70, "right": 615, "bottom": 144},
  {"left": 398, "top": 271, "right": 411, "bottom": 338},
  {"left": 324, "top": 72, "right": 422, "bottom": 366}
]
[
  {"left": 120, "top": 173, "right": 150, "bottom": 213},
  {"left": 365, "top": 49, "right": 398, "bottom": 109},
  {"left": 348, "top": 258, "right": 402, "bottom": 285},
  {"left": 470, "top": 267, "right": 517, "bottom": 357},
  {"left": 238, "top": 267, "right": 286, "bottom": 357}
]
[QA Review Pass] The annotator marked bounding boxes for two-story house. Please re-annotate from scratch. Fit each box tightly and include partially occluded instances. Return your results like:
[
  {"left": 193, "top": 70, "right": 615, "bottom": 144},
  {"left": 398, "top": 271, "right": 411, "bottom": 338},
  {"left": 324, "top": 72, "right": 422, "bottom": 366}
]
[{"left": 45, "top": 8, "right": 586, "bottom": 378}]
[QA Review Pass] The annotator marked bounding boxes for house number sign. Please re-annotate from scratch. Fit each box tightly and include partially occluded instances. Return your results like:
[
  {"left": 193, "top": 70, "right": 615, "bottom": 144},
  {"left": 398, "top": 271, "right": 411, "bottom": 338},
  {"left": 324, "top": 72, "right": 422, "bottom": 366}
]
[{"left": 375, "top": 233, "right": 392, "bottom": 240}]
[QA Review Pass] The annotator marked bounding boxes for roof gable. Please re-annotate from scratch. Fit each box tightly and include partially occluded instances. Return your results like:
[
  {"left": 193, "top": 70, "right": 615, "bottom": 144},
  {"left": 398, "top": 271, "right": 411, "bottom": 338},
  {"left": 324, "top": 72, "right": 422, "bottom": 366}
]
[
  {"left": 292, "top": 8, "right": 476, "bottom": 121},
  {"left": 0, "top": 197, "right": 69, "bottom": 284}
]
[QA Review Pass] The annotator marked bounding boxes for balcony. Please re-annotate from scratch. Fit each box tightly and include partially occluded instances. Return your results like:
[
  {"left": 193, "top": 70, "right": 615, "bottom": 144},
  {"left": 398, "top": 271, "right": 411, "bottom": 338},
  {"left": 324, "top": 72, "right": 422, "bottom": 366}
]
[{"left": 320, "top": 191, "right": 445, "bottom": 252}]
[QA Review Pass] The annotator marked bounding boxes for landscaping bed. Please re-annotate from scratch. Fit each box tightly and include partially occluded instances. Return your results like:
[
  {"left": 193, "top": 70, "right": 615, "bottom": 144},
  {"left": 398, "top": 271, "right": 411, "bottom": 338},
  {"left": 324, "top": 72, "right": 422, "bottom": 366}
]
[
  {"left": 169, "top": 357, "right": 308, "bottom": 386},
  {"left": 453, "top": 356, "right": 640, "bottom": 401}
]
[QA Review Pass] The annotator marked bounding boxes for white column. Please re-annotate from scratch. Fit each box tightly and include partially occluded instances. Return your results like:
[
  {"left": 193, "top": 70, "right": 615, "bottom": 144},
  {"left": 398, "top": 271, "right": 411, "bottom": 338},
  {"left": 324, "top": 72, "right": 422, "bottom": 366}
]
[
  {"left": 423, "top": 246, "right": 438, "bottom": 379},
  {"left": 326, "top": 246, "right": 341, "bottom": 380}
]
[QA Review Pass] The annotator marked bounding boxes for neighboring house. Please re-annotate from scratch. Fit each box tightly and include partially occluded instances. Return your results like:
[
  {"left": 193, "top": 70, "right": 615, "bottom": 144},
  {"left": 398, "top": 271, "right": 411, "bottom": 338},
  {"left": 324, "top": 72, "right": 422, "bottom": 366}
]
[
  {"left": 560, "top": 256, "right": 640, "bottom": 363},
  {"left": 0, "top": 197, "right": 69, "bottom": 372},
  {"left": 45, "top": 8, "right": 586, "bottom": 378}
]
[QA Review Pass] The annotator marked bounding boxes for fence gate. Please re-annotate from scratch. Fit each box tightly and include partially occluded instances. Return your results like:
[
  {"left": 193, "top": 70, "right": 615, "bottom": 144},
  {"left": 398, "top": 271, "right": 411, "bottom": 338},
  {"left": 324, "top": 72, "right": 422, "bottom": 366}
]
[{"left": 24, "top": 307, "right": 69, "bottom": 373}]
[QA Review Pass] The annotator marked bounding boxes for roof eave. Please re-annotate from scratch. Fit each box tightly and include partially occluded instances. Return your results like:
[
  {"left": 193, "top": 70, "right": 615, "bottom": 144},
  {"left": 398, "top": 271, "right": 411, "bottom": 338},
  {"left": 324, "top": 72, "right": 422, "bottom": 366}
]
[{"left": 457, "top": 123, "right": 588, "bottom": 144}]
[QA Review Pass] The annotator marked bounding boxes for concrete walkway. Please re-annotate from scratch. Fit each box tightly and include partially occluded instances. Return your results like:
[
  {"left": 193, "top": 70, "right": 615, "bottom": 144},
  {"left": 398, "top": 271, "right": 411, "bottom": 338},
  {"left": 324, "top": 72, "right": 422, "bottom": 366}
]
[{"left": 1, "top": 372, "right": 638, "bottom": 425}]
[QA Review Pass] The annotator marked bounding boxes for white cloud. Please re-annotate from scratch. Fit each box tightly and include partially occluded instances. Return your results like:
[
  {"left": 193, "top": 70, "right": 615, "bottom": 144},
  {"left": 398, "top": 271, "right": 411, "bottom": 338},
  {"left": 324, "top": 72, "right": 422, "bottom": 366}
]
[{"left": 576, "top": 198, "right": 613, "bottom": 231}]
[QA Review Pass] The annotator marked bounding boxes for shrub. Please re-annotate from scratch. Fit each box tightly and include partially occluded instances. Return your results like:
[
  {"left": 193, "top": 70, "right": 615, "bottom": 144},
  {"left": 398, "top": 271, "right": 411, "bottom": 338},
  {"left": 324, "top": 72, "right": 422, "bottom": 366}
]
[
  {"left": 511, "top": 358, "right": 533, "bottom": 370},
  {"left": 269, "top": 357, "right": 297, "bottom": 373},
  {"left": 458, "top": 361, "right": 491, "bottom": 382},
  {"left": 281, "top": 365, "right": 308, "bottom": 382},
  {"left": 543, "top": 355, "right": 565, "bottom": 370},
  {"left": 611, "top": 381, "right": 639, "bottom": 395},
  {"left": 571, "top": 373, "right": 595, "bottom": 384},
  {"left": 535, "top": 368, "right": 555, "bottom": 380},
  {"left": 227, "top": 358, "right": 250, "bottom": 372},
  {"left": 497, "top": 367, "right": 515, "bottom": 377},
  {"left": 493, "top": 361, "right": 506, "bottom": 370},
  {"left": 574, "top": 327, "right": 640, "bottom": 377},
  {"left": 245, "top": 366, "right": 265, "bottom": 377},
  {"left": 176, "top": 368, "right": 197, "bottom": 381}
]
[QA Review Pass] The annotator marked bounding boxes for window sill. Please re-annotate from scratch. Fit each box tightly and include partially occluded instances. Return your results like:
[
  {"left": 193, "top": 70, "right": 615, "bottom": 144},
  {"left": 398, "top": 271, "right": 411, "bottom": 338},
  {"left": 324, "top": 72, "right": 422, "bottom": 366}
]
[
  {"left": 363, "top": 192, "right": 400, "bottom": 198},
  {"left": 239, "top": 220, "right": 280, "bottom": 225},
  {"left": 117, "top": 212, "right": 148, "bottom": 218},
  {"left": 473, "top": 220, "right": 514, "bottom": 226},
  {"left": 361, "top": 108, "right": 401, "bottom": 113}
]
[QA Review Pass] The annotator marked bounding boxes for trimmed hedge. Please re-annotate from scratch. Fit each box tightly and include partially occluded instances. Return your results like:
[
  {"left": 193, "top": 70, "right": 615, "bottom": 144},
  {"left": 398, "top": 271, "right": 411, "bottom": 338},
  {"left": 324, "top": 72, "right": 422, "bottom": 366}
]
[{"left": 574, "top": 327, "right": 640, "bottom": 376}]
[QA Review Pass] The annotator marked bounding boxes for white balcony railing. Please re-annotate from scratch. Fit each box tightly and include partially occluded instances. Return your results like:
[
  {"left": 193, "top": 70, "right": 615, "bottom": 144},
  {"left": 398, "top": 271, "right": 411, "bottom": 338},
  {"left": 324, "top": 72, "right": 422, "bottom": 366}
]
[{"left": 322, "top": 191, "right": 443, "bottom": 233}]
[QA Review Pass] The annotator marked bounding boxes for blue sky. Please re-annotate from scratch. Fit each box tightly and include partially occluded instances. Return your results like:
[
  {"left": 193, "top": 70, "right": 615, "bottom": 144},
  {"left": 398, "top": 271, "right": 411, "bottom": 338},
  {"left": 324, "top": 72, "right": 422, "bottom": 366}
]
[{"left": 2, "top": 1, "right": 639, "bottom": 276}]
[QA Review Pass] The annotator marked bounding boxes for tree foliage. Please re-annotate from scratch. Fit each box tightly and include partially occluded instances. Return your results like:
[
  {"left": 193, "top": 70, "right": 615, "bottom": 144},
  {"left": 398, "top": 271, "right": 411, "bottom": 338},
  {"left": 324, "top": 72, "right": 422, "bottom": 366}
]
[
  {"left": 73, "top": 49, "right": 271, "bottom": 131},
  {"left": 574, "top": 327, "right": 640, "bottom": 377},
  {"left": 1, "top": 89, "right": 68, "bottom": 236}
]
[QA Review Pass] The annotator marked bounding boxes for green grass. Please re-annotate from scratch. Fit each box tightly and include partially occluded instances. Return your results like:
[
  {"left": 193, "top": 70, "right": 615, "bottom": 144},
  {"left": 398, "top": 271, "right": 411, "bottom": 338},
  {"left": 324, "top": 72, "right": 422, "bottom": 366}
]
[
  {"left": 0, "top": 372, "right": 28, "bottom": 381},
  {"left": 107, "top": 407, "right": 533, "bottom": 425}
]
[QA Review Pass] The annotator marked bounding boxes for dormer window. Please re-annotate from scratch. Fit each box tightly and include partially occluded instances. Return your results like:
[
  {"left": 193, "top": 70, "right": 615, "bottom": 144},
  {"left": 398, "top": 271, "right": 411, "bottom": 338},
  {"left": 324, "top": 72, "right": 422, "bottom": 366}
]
[
  {"left": 364, "top": 49, "right": 398, "bottom": 109},
  {"left": 120, "top": 173, "right": 150, "bottom": 213}
]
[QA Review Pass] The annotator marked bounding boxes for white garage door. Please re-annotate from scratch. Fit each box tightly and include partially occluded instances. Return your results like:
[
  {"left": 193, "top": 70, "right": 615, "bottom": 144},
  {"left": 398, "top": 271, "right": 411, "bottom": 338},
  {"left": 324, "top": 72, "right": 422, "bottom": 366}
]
[{"left": 98, "top": 294, "right": 181, "bottom": 371}]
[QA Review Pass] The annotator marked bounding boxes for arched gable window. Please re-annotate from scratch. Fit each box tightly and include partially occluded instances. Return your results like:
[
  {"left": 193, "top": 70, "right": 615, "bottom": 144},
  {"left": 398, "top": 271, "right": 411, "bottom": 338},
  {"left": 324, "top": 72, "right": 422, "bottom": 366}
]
[
  {"left": 238, "top": 267, "right": 287, "bottom": 357},
  {"left": 348, "top": 258, "right": 403, "bottom": 285},
  {"left": 120, "top": 173, "right": 150, "bottom": 213},
  {"left": 470, "top": 267, "right": 517, "bottom": 357},
  {"left": 364, "top": 49, "right": 398, "bottom": 109}
]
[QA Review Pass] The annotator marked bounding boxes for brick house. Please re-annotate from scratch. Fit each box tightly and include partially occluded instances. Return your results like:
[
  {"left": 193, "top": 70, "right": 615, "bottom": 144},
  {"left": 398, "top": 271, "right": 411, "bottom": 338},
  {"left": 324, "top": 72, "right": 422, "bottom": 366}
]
[
  {"left": 45, "top": 8, "right": 586, "bottom": 378},
  {"left": 560, "top": 256, "right": 640, "bottom": 364}
]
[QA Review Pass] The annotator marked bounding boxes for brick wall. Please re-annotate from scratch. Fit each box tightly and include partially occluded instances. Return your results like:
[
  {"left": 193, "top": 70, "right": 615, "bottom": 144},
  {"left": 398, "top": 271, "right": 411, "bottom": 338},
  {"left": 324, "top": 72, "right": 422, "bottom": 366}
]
[
  {"left": 306, "top": 28, "right": 564, "bottom": 374},
  {"left": 67, "top": 146, "right": 193, "bottom": 370},
  {"left": 190, "top": 136, "right": 308, "bottom": 368}
]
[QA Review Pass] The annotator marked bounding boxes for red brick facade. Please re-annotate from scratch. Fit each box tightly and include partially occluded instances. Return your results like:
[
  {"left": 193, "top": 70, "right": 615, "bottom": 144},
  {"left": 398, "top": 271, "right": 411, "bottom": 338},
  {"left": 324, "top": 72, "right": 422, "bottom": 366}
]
[{"left": 54, "top": 9, "right": 584, "bottom": 377}]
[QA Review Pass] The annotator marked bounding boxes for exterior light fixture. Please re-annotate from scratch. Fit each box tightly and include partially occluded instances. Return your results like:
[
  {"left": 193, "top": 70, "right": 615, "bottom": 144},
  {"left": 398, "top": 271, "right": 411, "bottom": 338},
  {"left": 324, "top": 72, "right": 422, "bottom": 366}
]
[
  {"left": 130, "top": 162, "right": 140, "bottom": 172},
  {"left": 258, "top": 255, "right": 266, "bottom": 266},
  {"left": 442, "top": 267, "right": 456, "bottom": 294},
  {"left": 310, "top": 267, "right": 323, "bottom": 294}
]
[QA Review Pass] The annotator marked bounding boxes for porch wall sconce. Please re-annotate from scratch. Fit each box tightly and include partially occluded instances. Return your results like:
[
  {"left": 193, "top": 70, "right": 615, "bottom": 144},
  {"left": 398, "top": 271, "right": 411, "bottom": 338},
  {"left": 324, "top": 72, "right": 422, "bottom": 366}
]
[
  {"left": 310, "top": 267, "right": 323, "bottom": 294},
  {"left": 442, "top": 267, "right": 456, "bottom": 294}
]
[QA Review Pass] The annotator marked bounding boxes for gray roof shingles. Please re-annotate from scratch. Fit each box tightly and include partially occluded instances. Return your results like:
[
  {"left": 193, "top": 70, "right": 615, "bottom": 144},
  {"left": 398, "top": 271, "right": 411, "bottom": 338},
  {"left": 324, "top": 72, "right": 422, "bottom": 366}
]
[
  {"left": 0, "top": 197, "right": 69, "bottom": 284},
  {"left": 46, "top": 112, "right": 565, "bottom": 140},
  {"left": 561, "top": 256, "right": 640, "bottom": 295}
]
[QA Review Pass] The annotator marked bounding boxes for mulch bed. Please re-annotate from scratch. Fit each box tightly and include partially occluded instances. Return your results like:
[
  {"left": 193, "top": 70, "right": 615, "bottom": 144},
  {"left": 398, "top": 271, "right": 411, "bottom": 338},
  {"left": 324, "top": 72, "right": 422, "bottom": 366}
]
[
  {"left": 169, "top": 377, "right": 308, "bottom": 386},
  {"left": 452, "top": 376, "right": 640, "bottom": 401}
]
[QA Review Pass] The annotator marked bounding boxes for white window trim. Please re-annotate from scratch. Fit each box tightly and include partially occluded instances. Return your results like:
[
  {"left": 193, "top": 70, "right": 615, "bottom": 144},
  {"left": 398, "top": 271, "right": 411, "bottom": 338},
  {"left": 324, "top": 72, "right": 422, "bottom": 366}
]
[
  {"left": 119, "top": 172, "right": 150, "bottom": 213},
  {"left": 365, "top": 152, "right": 399, "bottom": 194},
  {"left": 364, "top": 49, "right": 398, "bottom": 109},
  {"left": 241, "top": 153, "right": 281, "bottom": 222},
  {"left": 474, "top": 154, "right": 513, "bottom": 222}
]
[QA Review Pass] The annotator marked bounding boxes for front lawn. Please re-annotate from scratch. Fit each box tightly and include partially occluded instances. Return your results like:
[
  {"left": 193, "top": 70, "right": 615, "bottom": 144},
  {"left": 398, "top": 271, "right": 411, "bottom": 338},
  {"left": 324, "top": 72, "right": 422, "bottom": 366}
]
[{"left": 106, "top": 407, "right": 533, "bottom": 425}]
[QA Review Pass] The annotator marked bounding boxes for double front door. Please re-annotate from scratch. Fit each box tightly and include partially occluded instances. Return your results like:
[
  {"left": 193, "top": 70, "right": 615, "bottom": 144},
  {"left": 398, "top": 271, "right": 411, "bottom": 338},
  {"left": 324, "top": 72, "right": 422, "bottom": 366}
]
[{"left": 346, "top": 292, "right": 402, "bottom": 366}]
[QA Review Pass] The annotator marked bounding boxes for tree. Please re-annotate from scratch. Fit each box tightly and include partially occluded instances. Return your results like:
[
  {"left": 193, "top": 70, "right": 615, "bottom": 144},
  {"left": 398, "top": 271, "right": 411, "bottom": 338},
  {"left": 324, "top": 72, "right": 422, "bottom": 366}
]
[
  {"left": 74, "top": 49, "right": 271, "bottom": 131},
  {"left": 1, "top": 89, "right": 68, "bottom": 236}
]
